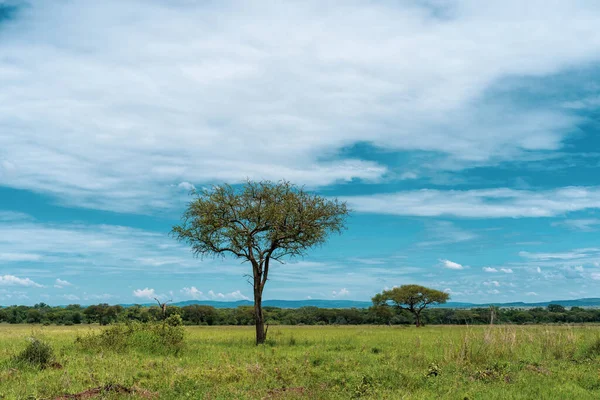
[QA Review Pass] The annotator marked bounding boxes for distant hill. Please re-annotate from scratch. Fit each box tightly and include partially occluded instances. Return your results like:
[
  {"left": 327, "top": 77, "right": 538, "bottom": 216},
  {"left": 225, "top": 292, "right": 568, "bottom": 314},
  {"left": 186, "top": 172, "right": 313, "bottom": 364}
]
[
  {"left": 5, "top": 297, "right": 600, "bottom": 309},
  {"left": 170, "top": 299, "right": 373, "bottom": 309},
  {"left": 116, "top": 297, "right": 600, "bottom": 309}
]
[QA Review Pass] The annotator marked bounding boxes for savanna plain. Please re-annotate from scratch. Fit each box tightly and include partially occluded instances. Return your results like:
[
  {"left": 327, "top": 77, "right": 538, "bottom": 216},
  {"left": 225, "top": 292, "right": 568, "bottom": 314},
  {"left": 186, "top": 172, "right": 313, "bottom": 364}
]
[{"left": 1, "top": 324, "right": 600, "bottom": 399}]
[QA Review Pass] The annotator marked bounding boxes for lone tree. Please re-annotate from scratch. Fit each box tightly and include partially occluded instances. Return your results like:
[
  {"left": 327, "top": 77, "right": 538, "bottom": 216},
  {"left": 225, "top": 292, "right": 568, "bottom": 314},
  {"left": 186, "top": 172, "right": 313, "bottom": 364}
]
[
  {"left": 154, "top": 297, "right": 172, "bottom": 320},
  {"left": 172, "top": 180, "right": 349, "bottom": 344},
  {"left": 372, "top": 285, "right": 449, "bottom": 327}
]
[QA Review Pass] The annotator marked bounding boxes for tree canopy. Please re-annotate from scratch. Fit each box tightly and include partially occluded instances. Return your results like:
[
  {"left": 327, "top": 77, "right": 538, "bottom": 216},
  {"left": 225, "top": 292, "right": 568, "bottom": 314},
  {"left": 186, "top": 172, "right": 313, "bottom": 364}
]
[
  {"left": 171, "top": 180, "right": 349, "bottom": 343},
  {"left": 373, "top": 284, "right": 449, "bottom": 327}
]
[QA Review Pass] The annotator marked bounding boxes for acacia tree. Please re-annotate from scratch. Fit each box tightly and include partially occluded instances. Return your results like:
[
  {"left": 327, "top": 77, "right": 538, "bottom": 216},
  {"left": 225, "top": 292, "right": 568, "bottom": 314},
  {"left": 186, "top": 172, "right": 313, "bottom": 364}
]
[
  {"left": 172, "top": 180, "right": 348, "bottom": 344},
  {"left": 372, "top": 285, "right": 449, "bottom": 327}
]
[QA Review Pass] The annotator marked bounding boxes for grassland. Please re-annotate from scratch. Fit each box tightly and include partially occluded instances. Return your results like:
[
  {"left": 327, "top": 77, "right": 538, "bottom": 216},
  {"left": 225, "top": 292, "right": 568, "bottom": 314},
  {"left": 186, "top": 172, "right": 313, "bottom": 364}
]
[{"left": 1, "top": 324, "right": 600, "bottom": 399}]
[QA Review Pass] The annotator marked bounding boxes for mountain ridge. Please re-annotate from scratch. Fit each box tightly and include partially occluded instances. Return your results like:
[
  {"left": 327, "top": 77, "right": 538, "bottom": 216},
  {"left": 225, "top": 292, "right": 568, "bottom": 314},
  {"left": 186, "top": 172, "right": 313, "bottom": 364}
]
[{"left": 115, "top": 297, "right": 600, "bottom": 309}]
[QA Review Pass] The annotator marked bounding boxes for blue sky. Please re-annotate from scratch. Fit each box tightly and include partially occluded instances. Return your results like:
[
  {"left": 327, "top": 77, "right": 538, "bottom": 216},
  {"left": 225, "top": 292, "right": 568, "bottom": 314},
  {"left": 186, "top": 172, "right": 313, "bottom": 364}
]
[{"left": 1, "top": 0, "right": 600, "bottom": 305}]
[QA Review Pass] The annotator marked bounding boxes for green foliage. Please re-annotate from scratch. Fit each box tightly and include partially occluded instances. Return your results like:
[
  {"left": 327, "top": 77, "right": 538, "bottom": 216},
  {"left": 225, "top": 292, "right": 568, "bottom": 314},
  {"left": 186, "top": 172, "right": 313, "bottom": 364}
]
[
  {"left": 548, "top": 304, "right": 566, "bottom": 313},
  {"left": 76, "top": 320, "right": 185, "bottom": 355},
  {"left": 5, "top": 301, "right": 600, "bottom": 327},
  {"left": 373, "top": 284, "right": 450, "bottom": 326},
  {"left": 14, "top": 337, "right": 54, "bottom": 369},
  {"left": 171, "top": 180, "right": 349, "bottom": 261}
]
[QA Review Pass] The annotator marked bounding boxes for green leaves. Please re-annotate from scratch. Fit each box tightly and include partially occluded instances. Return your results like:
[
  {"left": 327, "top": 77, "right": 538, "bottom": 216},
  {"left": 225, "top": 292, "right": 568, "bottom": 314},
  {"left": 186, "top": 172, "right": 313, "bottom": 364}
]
[
  {"left": 372, "top": 285, "right": 449, "bottom": 326},
  {"left": 172, "top": 180, "right": 348, "bottom": 265}
]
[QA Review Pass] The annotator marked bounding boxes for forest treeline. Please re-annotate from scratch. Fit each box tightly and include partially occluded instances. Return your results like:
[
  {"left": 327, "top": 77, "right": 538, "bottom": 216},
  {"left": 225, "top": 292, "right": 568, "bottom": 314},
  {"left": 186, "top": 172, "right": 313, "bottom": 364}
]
[{"left": 1, "top": 303, "right": 599, "bottom": 326}]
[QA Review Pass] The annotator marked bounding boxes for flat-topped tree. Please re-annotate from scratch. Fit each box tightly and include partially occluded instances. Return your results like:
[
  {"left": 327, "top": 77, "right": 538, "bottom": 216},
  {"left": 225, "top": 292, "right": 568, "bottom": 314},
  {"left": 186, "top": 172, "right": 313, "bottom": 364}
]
[
  {"left": 172, "top": 180, "right": 349, "bottom": 344},
  {"left": 372, "top": 285, "right": 449, "bottom": 327}
]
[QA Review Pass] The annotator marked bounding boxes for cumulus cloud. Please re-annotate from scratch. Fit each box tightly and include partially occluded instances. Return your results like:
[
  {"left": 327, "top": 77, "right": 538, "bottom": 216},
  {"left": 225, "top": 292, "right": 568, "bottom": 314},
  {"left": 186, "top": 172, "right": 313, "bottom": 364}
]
[
  {"left": 206, "top": 290, "right": 249, "bottom": 301},
  {"left": 0, "top": 275, "right": 43, "bottom": 288},
  {"left": 343, "top": 187, "right": 600, "bottom": 218},
  {"left": 1, "top": 1, "right": 599, "bottom": 212},
  {"left": 177, "top": 182, "right": 196, "bottom": 192},
  {"left": 181, "top": 286, "right": 203, "bottom": 300},
  {"left": 440, "top": 259, "right": 465, "bottom": 270},
  {"left": 54, "top": 278, "right": 72, "bottom": 289},
  {"left": 484, "top": 267, "right": 513, "bottom": 274},
  {"left": 332, "top": 288, "right": 350, "bottom": 297},
  {"left": 133, "top": 288, "right": 157, "bottom": 299}
]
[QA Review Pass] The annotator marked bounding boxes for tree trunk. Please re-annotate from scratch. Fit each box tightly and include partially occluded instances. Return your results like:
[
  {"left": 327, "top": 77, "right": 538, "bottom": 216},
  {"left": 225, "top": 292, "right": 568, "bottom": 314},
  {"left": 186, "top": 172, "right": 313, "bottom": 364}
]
[
  {"left": 254, "top": 288, "right": 267, "bottom": 345},
  {"left": 415, "top": 311, "right": 421, "bottom": 327}
]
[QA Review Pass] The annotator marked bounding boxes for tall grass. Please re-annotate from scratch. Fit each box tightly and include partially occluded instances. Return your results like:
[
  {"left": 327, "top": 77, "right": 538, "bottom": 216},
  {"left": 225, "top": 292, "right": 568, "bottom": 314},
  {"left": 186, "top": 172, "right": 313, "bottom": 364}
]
[{"left": 0, "top": 324, "right": 599, "bottom": 399}]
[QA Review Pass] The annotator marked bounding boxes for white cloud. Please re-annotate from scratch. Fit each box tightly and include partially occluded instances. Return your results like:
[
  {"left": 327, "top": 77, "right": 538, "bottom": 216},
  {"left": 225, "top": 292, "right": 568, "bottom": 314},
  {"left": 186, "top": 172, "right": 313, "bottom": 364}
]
[
  {"left": 483, "top": 280, "right": 500, "bottom": 287},
  {"left": 553, "top": 219, "right": 600, "bottom": 231},
  {"left": 440, "top": 259, "right": 465, "bottom": 270},
  {"left": 181, "top": 286, "right": 203, "bottom": 300},
  {"left": 54, "top": 278, "right": 72, "bottom": 289},
  {"left": 343, "top": 187, "right": 600, "bottom": 218},
  {"left": 0, "top": 211, "right": 33, "bottom": 222},
  {"left": 1, "top": 1, "right": 599, "bottom": 212},
  {"left": 519, "top": 249, "right": 596, "bottom": 260},
  {"left": 591, "top": 273, "right": 600, "bottom": 281},
  {"left": 0, "top": 275, "right": 43, "bottom": 288},
  {"left": 400, "top": 172, "right": 418, "bottom": 180},
  {"left": 332, "top": 288, "right": 350, "bottom": 297},
  {"left": 84, "top": 293, "right": 117, "bottom": 301},
  {"left": 0, "top": 219, "right": 216, "bottom": 276},
  {"left": 133, "top": 288, "right": 157, "bottom": 299},
  {"left": 418, "top": 221, "right": 477, "bottom": 246},
  {"left": 526, "top": 292, "right": 538, "bottom": 296},
  {"left": 483, "top": 267, "right": 498, "bottom": 273},
  {"left": 206, "top": 290, "right": 249, "bottom": 301},
  {"left": 537, "top": 267, "right": 542, "bottom": 273},
  {"left": 500, "top": 268, "right": 513, "bottom": 274},
  {"left": 487, "top": 289, "right": 500, "bottom": 295},
  {"left": 62, "top": 294, "right": 80, "bottom": 301},
  {"left": 0, "top": 253, "right": 42, "bottom": 262},
  {"left": 177, "top": 182, "right": 196, "bottom": 192}
]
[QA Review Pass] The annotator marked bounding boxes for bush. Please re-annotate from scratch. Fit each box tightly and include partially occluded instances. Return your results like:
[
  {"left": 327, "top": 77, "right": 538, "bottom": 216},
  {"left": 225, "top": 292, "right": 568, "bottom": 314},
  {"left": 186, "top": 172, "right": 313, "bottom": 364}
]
[
  {"left": 14, "top": 337, "right": 54, "bottom": 369},
  {"left": 76, "top": 319, "right": 185, "bottom": 355}
]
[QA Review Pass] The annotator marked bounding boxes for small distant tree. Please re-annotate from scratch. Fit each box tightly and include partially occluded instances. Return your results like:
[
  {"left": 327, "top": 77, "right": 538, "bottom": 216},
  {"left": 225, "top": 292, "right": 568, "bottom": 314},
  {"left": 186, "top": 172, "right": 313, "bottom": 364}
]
[
  {"left": 172, "top": 180, "right": 349, "bottom": 344},
  {"left": 547, "top": 304, "right": 566, "bottom": 313},
  {"left": 154, "top": 298, "right": 172, "bottom": 320},
  {"left": 372, "top": 285, "right": 449, "bottom": 327}
]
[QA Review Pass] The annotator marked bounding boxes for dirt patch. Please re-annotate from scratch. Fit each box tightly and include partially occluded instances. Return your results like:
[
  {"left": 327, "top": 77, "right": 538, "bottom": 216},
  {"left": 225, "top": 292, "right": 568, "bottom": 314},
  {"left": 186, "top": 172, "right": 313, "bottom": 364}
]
[
  {"left": 526, "top": 364, "right": 551, "bottom": 375},
  {"left": 49, "top": 361, "right": 63, "bottom": 370},
  {"left": 54, "top": 384, "right": 157, "bottom": 399}
]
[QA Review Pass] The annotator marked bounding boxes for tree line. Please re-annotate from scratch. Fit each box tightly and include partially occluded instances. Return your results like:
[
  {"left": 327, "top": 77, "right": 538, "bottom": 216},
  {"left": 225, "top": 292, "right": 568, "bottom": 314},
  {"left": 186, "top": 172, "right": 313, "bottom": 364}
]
[{"left": 1, "top": 302, "right": 598, "bottom": 326}]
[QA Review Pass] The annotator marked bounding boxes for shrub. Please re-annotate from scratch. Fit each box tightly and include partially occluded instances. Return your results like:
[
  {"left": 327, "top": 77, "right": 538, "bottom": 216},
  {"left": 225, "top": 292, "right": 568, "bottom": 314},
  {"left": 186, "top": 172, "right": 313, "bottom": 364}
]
[
  {"left": 76, "top": 320, "right": 185, "bottom": 355},
  {"left": 14, "top": 337, "right": 54, "bottom": 369}
]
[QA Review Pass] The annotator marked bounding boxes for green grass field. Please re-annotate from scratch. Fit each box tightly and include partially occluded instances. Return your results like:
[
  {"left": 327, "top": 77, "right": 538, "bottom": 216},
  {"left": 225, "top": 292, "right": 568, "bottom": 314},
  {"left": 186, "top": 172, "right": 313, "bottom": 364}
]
[{"left": 1, "top": 324, "right": 600, "bottom": 399}]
